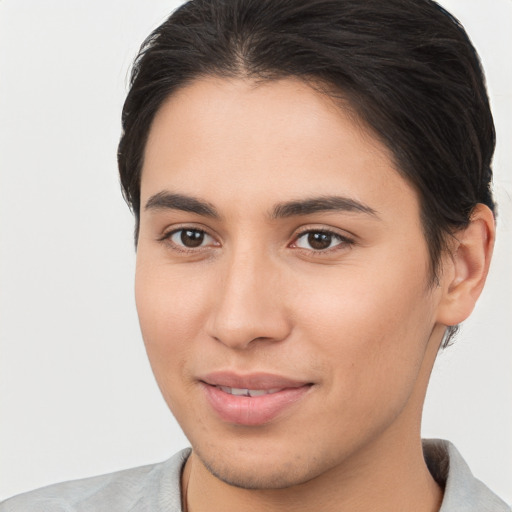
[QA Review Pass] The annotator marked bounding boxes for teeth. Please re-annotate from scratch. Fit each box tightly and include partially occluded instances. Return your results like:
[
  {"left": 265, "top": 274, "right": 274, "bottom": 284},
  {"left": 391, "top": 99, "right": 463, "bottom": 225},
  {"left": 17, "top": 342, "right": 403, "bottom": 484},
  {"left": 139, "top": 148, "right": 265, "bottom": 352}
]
[
  {"left": 217, "top": 386, "right": 282, "bottom": 397},
  {"left": 246, "top": 389, "right": 269, "bottom": 397}
]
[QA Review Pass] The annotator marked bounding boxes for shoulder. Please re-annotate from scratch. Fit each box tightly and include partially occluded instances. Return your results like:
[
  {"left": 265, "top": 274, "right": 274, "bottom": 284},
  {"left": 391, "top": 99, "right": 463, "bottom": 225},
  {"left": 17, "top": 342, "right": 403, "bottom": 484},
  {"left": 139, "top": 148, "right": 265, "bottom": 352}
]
[
  {"left": 423, "top": 439, "right": 510, "bottom": 512},
  {"left": 0, "top": 449, "right": 190, "bottom": 512}
]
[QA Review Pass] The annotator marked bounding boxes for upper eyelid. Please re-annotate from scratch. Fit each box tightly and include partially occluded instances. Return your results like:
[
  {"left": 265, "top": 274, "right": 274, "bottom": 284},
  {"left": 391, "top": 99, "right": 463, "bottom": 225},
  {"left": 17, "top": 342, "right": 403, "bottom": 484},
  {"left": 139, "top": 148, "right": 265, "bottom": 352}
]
[
  {"left": 296, "top": 228, "right": 344, "bottom": 237},
  {"left": 160, "top": 224, "right": 217, "bottom": 240},
  {"left": 292, "top": 225, "right": 355, "bottom": 241}
]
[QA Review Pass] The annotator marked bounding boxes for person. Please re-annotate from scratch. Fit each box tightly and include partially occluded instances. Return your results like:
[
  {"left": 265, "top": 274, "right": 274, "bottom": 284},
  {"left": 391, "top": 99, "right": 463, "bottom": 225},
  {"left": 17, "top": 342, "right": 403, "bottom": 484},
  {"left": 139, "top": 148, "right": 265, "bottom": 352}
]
[{"left": 1, "top": 0, "right": 510, "bottom": 510}]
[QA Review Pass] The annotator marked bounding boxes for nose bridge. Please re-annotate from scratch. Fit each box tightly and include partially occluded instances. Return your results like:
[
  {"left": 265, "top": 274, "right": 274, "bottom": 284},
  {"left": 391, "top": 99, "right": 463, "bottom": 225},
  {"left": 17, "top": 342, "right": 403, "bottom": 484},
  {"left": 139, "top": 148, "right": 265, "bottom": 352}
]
[{"left": 207, "top": 242, "right": 289, "bottom": 349}]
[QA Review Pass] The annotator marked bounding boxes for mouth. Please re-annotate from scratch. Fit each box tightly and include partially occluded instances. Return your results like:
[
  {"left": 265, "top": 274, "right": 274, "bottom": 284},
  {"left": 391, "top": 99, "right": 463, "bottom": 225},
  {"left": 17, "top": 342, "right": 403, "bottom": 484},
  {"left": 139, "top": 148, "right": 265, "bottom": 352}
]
[{"left": 199, "top": 372, "right": 313, "bottom": 426}]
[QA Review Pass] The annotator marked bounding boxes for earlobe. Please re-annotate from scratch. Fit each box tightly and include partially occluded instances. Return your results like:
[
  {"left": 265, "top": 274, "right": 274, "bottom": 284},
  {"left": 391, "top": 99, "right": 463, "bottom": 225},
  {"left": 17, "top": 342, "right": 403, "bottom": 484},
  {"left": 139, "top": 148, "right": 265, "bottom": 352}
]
[{"left": 436, "top": 204, "right": 495, "bottom": 326}]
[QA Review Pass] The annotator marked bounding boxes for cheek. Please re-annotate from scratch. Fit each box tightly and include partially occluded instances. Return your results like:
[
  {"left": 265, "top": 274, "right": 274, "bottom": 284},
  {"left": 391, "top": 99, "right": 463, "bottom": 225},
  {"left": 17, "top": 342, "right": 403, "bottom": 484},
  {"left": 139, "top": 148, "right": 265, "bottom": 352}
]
[
  {"left": 294, "top": 261, "right": 436, "bottom": 410},
  {"left": 134, "top": 260, "right": 213, "bottom": 384}
]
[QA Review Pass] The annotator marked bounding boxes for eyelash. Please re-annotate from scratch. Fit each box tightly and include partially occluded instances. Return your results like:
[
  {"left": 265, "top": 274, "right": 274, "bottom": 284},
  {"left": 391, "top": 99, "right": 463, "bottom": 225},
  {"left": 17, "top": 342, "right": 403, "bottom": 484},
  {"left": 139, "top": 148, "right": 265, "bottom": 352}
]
[
  {"left": 292, "top": 228, "right": 354, "bottom": 254},
  {"left": 159, "top": 227, "right": 354, "bottom": 255}
]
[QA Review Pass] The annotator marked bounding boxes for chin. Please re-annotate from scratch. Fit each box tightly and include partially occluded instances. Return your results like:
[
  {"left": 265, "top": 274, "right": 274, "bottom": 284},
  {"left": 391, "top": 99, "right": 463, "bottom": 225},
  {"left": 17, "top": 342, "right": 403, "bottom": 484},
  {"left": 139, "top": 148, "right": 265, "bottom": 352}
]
[
  {"left": 201, "top": 457, "right": 313, "bottom": 490},
  {"left": 192, "top": 440, "right": 330, "bottom": 490}
]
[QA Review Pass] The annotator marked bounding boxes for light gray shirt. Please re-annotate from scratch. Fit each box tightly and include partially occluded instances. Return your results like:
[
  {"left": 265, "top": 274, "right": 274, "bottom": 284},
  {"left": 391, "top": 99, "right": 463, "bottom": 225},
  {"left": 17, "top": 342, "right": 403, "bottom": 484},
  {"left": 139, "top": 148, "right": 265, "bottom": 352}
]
[{"left": 1, "top": 439, "right": 509, "bottom": 511}]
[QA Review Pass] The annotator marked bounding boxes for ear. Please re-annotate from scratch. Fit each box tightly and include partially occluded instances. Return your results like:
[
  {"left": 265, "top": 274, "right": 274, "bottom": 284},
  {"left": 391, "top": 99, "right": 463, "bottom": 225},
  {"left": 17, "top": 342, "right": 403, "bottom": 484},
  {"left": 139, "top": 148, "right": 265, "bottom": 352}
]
[{"left": 436, "top": 204, "right": 495, "bottom": 326}]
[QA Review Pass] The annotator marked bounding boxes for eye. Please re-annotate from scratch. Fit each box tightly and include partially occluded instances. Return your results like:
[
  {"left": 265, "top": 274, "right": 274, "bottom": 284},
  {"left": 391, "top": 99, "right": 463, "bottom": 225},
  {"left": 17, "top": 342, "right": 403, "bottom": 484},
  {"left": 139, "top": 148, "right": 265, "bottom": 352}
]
[
  {"left": 293, "top": 230, "right": 351, "bottom": 251},
  {"left": 168, "top": 228, "right": 216, "bottom": 249}
]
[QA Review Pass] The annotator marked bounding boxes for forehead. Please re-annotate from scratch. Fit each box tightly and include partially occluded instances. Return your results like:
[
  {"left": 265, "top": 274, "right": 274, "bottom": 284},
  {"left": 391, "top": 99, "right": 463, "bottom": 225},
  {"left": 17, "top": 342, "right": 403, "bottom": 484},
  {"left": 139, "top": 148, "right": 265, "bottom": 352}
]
[{"left": 141, "top": 77, "right": 419, "bottom": 220}]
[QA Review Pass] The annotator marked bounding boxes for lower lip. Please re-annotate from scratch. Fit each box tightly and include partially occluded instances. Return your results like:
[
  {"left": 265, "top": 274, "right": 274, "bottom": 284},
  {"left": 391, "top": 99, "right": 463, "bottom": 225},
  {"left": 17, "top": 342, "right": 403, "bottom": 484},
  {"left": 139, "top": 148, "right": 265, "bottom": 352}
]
[{"left": 201, "top": 383, "right": 312, "bottom": 426}]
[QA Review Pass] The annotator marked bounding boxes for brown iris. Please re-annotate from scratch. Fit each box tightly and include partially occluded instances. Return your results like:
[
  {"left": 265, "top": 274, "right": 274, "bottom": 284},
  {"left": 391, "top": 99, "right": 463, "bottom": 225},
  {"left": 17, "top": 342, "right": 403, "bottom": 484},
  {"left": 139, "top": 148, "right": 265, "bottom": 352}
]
[
  {"left": 180, "top": 229, "right": 205, "bottom": 248},
  {"left": 307, "top": 232, "right": 333, "bottom": 250}
]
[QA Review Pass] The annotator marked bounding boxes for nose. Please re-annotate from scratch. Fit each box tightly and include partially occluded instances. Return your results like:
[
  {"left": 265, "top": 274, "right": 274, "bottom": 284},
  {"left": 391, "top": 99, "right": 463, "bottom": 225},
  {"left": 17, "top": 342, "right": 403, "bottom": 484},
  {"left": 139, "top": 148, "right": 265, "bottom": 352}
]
[{"left": 206, "top": 249, "right": 292, "bottom": 350}]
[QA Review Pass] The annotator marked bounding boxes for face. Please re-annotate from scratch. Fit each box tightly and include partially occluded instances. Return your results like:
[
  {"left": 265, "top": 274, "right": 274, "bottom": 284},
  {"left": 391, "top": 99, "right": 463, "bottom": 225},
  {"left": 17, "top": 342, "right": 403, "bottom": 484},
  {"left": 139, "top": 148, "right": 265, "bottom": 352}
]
[{"left": 136, "top": 77, "right": 446, "bottom": 489}]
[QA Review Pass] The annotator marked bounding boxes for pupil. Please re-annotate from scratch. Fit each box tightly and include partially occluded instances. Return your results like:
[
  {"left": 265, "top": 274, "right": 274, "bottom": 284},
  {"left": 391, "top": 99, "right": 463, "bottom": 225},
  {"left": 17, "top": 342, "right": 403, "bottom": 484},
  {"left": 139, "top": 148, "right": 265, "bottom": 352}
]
[
  {"left": 308, "top": 232, "right": 331, "bottom": 250},
  {"left": 181, "top": 229, "right": 204, "bottom": 248}
]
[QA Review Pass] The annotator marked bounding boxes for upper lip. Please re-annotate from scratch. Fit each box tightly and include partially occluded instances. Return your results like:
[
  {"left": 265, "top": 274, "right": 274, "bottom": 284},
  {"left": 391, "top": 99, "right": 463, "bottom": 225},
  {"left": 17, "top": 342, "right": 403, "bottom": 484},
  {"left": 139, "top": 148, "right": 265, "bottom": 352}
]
[{"left": 199, "top": 371, "right": 312, "bottom": 390}]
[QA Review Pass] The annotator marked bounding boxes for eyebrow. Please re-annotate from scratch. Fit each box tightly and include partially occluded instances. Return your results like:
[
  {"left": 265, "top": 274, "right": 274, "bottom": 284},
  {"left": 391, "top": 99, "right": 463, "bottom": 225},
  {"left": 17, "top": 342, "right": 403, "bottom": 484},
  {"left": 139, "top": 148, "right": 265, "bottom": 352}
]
[
  {"left": 270, "top": 196, "right": 378, "bottom": 219},
  {"left": 145, "top": 191, "right": 220, "bottom": 218},
  {"left": 144, "top": 191, "right": 378, "bottom": 220}
]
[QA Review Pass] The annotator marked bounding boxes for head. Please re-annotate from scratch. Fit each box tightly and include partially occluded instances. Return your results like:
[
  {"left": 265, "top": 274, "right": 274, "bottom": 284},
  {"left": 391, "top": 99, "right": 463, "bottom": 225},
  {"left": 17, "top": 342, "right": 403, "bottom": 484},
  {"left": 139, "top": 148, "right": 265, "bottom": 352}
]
[{"left": 118, "top": 0, "right": 496, "bottom": 491}]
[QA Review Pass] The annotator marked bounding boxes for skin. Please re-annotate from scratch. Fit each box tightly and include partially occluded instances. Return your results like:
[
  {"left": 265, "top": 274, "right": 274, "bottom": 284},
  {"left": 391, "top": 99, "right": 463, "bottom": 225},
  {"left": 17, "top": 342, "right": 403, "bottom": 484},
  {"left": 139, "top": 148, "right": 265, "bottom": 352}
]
[{"left": 135, "top": 77, "right": 494, "bottom": 512}]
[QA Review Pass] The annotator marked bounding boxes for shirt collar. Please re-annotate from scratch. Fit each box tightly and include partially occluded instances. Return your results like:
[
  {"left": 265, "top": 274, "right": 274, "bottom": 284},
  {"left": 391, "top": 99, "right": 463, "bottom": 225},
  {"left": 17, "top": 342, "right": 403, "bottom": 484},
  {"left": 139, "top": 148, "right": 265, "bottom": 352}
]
[{"left": 423, "top": 439, "right": 509, "bottom": 511}]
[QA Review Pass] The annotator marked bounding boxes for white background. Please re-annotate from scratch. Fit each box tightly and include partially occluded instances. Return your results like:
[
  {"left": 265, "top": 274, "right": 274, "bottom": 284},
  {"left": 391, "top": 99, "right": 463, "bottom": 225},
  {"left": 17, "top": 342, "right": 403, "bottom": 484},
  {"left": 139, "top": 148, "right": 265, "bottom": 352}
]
[{"left": 0, "top": 0, "right": 510, "bottom": 503}]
